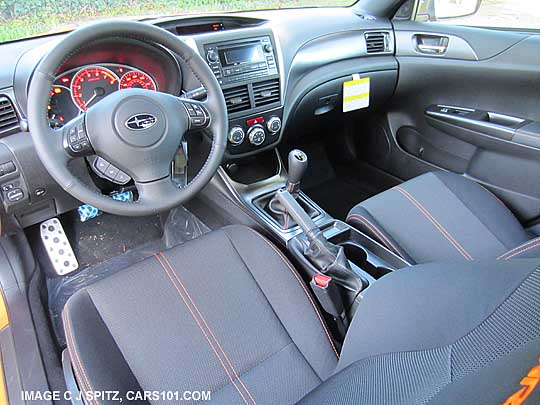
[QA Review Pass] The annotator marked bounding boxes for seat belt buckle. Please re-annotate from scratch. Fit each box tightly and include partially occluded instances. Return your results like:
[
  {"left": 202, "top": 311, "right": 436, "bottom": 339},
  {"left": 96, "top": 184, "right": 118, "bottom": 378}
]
[{"left": 310, "top": 274, "right": 344, "bottom": 318}]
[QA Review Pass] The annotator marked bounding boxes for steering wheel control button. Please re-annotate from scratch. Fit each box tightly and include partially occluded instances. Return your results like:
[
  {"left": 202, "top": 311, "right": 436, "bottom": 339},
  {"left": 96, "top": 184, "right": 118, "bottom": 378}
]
[
  {"left": 94, "top": 157, "right": 109, "bottom": 173},
  {"left": 65, "top": 121, "right": 92, "bottom": 156},
  {"left": 40, "top": 218, "right": 79, "bottom": 276},
  {"left": 113, "top": 171, "right": 131, "bottom": 185},
  {"left": 105, "top": 165, "right": 119, "bottom": 179},
  {"left": 92, "top": 157, "right": 131, "bottom": 185},
  {"left": 228, "top": 126, "right": 245, "bottom": 146},
  {"left": 248, "top": 125, "right": 266, "bottom": 146},
  {"left": 183, "top": 102, "right": 210, "bottom": 130}
]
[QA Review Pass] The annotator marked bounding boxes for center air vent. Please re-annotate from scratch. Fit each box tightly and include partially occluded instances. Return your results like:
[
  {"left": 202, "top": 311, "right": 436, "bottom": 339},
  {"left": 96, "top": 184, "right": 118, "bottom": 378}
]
[
  {"left": 253, "top": 79, "right": 280, "bottom": 108},
  {"left": 223, "top": 85, "right": 250, "bottom": 114},
  {"left": 365, "top": 31, "right": 391, "bottom": 54},
  {"left": 0, "top": 96, "right": 19, "bottom": 135}
]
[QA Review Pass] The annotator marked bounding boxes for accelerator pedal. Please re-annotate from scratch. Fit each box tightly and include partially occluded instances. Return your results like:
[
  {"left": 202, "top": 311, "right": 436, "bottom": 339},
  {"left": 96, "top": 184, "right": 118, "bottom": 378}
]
[{"left": 40, "top": 218, "right": 79, "bottom": 276}]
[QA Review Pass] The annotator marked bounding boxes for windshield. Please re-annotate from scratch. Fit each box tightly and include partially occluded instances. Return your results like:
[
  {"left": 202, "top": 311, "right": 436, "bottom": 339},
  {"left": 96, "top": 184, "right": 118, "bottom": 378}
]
[{"left": 0, "top": 0, "right": 353, "bottom": 44}]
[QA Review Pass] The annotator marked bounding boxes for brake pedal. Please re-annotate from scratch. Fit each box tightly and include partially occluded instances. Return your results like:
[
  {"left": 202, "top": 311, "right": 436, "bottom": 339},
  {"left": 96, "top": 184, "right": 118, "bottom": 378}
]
[{"left": 40, "top": 218, "right": 79, "bottom": 276}]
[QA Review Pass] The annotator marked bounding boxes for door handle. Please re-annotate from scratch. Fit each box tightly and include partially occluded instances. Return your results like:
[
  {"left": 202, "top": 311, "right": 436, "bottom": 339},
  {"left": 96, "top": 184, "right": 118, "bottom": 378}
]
[
  {"left": 413, "top": 34, "right": 449, "bottom": 55},
  {"left": 417, "top": 44, "right": 447, "bottom": 54}
]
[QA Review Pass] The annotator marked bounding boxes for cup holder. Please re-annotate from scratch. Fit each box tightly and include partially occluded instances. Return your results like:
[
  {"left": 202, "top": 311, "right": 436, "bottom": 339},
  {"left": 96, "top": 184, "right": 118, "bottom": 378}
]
[{"left": 341, "top": 242, "right": 392, "bottom": 280}]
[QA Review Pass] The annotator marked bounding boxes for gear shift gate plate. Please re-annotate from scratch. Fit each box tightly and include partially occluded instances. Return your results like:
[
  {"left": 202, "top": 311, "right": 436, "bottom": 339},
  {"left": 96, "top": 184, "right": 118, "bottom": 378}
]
[{"left": 253, "top": 191, "right": 321, "bottom": 231}]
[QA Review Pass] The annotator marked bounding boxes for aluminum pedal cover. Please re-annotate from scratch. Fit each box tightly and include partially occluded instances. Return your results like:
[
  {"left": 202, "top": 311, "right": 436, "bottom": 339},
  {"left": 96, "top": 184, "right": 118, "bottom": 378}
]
[{"left": 40, "top": 218, "right": 79, "bottom": 276}]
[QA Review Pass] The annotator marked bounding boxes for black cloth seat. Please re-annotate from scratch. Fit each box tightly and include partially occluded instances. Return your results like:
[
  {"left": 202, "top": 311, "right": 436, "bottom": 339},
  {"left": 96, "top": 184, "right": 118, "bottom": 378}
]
[
  {"left": 347, "top": 171, "right": 540, "bottom": 264},
  {"left": 63, "top": 225, "right": 540, "bottom": 404},
  {"left": 63, "top": 225, "right": 338, "bottom": 405},
  {"left": 301, "top": 259, "right": 540, "bottom": 404}
]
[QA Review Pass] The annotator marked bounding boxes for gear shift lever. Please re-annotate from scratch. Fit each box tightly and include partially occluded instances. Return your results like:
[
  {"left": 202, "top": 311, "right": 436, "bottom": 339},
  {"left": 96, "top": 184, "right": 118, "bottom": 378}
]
[
  {"left": 264, "top": 149, "right": 317, "bottom": 230},
  {"left": 286, "top": 149, "right": 308, "bottom": 197},
  {"left": 275, "top": 189, "right": 364, "bottom": 292}
]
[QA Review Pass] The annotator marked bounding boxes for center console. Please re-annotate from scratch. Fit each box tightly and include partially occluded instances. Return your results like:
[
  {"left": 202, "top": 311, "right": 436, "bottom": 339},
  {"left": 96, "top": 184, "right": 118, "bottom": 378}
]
[
  {"left": 199, "top": 32, "right": 283, "bottom": 159},
  {"left": 215, "top": 149, "right": 411, "bottom": 331},
  {"left": 201, "top": 28, "right": 408, "bottom": 335}
]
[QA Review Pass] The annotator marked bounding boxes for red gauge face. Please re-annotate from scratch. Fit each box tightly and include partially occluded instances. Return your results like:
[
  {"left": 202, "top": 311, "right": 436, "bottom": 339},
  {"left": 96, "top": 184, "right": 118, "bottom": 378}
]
[
  {"left": 71, "top": 66, "right": 119, "bottom": 111},
  {"left": 119, "top": 71, "right": 157, "bottom": 91}
]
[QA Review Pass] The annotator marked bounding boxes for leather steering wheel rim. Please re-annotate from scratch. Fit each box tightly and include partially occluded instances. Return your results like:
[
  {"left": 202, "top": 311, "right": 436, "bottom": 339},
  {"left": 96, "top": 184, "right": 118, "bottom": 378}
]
[{"left": 27, "top": 21, "right": 227, "bottom": 216}]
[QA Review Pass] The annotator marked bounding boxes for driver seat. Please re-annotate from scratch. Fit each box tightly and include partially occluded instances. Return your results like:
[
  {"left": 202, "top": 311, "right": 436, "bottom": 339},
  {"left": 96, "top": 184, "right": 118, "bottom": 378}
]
[
  {"left": 63, "top": 225, "right": 339, "bottom": 404},
  {"left": 63, "top": 225, "right": 540, "bottom": 404}
]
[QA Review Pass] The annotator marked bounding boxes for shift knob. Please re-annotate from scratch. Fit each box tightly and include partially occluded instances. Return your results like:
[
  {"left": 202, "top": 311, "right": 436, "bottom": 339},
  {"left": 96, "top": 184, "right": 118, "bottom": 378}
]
[{"left": 287, "top": 149, "right": 308, "bottom": 194}]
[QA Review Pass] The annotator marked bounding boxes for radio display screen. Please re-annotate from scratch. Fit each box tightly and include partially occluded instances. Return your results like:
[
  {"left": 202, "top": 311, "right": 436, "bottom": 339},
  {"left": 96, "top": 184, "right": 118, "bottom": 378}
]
[{"left": 220, "top": 44, "right": 265, "bottom": 66}]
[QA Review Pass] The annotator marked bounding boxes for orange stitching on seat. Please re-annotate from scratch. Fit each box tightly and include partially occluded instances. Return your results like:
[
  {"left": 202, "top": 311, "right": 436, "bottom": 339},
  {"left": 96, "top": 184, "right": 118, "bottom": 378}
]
[
  {"left": 346, "top": 214, "right": 403, "bottom": 257},
  {"left": 153, "top": 254, "right": 251, "bottom": 405},
  {"left": 478, "top": 183, "right": 508, "bottom": 211},
  {"left": 158, "top": 252, "right": 256, "bottom": 405},
  {"left": 498, "top": 238, "right": 540, "bottom": 260},
  {"left": 64, "top": 310, "right": 98, "bottom": 405},
  {"left": 243, "top": 228, "right": 340, "bottom": 359},
  {"left": 63, "top": 309, "right": 99, "bottom": 405},
  {"left": 502, "top": 242, "right": 540, "bottom": 260},
  {"left": 395, "top": 187, "right": 473, "bottom": 261}
]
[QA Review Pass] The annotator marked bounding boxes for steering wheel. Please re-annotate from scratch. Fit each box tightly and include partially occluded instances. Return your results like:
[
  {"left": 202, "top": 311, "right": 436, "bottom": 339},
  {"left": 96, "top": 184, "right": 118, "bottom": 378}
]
[{"left": 27, "top": 21, "right": 227, "bottom": 216}]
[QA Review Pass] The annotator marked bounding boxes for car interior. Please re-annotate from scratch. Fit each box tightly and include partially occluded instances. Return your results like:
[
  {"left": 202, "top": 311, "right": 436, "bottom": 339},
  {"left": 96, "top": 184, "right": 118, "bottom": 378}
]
[{"left": 0, "top": 0, "right": 540, "bottom": 403}]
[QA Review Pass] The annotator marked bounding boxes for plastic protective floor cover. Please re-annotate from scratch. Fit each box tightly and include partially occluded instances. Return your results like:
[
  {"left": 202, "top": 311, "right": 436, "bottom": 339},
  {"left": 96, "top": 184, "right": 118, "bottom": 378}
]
[{"left": 47, "top": 206, "right": 210, "bottom": 345}]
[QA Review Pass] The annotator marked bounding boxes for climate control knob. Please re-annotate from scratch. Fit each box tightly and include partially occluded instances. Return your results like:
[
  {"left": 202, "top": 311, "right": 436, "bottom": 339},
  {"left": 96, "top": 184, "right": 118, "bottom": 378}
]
[
  {"left": 248, "top": 125, "right": 266, "bottom": 146},
  {"left": 228, "top": 126, "right": 245, "bottom": 146},
  {"left": 266, "top": 116, "right": 282, "bottom": 134}
]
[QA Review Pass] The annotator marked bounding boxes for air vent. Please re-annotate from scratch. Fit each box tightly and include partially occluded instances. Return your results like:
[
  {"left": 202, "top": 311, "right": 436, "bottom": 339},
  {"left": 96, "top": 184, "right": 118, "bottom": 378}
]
[
  {"left": 0, "top": 97, "right": 19, "bottom": 135},
  {"left": 365, "top": 31, "right": 391, "bottom": 54},
  {"left": 223, "top": 85, "right": 250, "bottom": 114},
  {"left": 253, "top": 79, "right": 280, "bottom": 108}
]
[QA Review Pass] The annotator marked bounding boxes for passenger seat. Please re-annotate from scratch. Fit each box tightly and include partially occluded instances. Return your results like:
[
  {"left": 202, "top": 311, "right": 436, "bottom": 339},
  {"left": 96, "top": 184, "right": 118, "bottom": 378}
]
[{"left": 347, "top": 171, "right": 540, "bottom": 264}]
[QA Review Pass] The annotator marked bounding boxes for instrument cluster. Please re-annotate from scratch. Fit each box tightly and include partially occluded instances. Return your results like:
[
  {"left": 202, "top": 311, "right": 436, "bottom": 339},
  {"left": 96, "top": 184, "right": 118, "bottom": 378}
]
[{"left": 48, "top": 63, "right": 159, "bottom": 128}]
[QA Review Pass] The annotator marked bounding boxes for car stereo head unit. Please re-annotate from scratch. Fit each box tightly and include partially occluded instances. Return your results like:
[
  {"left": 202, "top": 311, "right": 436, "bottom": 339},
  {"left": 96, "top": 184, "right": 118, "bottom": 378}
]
[{"left": 203, "top": 36, "right": 278, "bottom": 85}]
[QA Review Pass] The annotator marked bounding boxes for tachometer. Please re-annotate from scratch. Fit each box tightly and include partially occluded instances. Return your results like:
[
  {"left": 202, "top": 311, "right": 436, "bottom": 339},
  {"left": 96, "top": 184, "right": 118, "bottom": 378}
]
[
  {"left": 71, "top": 66, "right": 119, "bottom": 111},
  {"left": 119, "top": 71, "right": 157, "bottom": 91}
]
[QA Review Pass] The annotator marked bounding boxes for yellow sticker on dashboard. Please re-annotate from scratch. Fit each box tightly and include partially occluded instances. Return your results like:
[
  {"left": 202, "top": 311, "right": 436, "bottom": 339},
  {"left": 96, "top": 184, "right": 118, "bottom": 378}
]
[{"left": 343, "top": 76, "right": 370, "bottom": 112}]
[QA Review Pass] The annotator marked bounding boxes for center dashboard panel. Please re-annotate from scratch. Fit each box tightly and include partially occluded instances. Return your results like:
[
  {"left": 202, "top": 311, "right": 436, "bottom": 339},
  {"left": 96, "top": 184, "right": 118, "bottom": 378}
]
[{"left": 196, "top": 31, "right": 283, "bottom": 159}]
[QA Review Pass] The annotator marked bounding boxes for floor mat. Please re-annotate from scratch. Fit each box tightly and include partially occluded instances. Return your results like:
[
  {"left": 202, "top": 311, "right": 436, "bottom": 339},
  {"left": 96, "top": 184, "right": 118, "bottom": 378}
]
[
  {"left": 305, "top": 175, "right": 379, "bottom": 220},
  {"left": 45, "top": 206, "right": 210, "bottom": 346},
  {"left": 292, "top": 143, "right": 400, "bottom": 221},
  {"left": 70, "top": 213, "right": 163, "bottom": 269}
]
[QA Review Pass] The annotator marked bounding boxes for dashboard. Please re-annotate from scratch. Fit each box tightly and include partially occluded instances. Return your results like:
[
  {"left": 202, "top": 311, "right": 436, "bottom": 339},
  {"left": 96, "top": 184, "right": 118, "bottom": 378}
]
[{"left": 0, "top": 8, "right": 397, "bottom": 227}]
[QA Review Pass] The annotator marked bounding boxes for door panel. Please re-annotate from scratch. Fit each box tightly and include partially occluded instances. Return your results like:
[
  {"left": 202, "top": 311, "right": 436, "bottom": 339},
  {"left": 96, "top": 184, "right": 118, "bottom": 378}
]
[{"left": 368, "top": 21, "right": 540, "bottom": 223}]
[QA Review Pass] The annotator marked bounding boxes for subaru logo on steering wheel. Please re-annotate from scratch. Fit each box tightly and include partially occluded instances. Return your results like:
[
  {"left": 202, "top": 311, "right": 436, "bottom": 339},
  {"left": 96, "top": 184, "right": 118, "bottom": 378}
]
[{"left": 125, "top": 113, "right": 157, "bottom": 131}]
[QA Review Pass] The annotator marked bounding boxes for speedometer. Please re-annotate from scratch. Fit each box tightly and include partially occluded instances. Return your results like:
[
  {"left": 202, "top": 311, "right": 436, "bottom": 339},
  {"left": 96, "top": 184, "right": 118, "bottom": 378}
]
[
  {"left": 119, "top": 71, "right": 157, "bottom": 91},
  {"left": 71, "top": 66, "right": 119, "bottom": 111}
]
